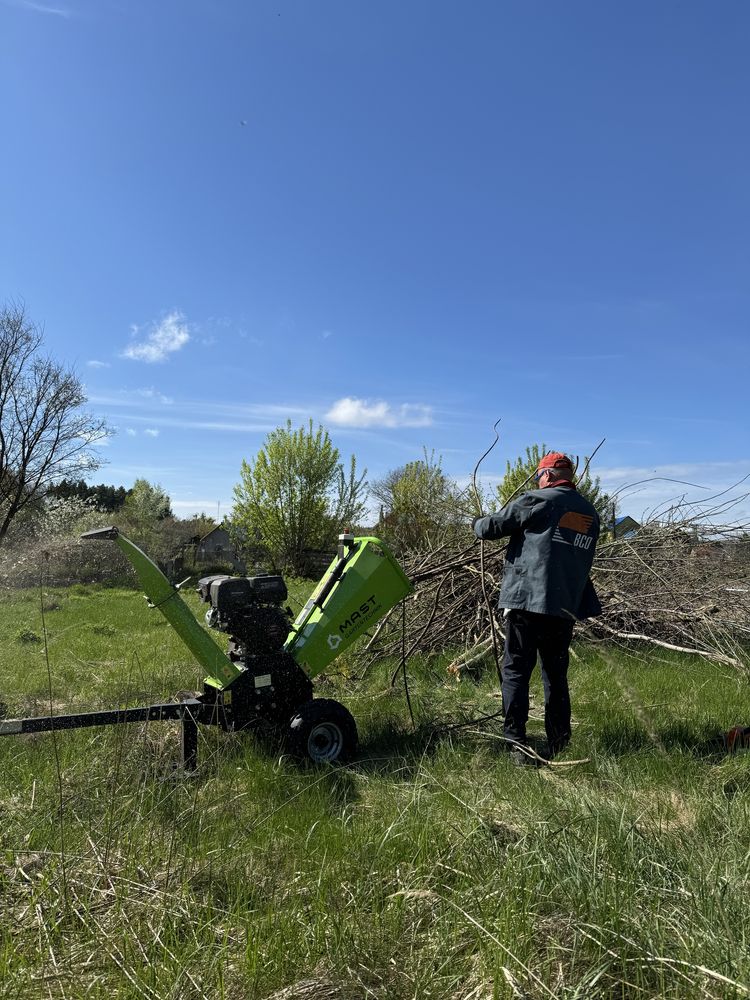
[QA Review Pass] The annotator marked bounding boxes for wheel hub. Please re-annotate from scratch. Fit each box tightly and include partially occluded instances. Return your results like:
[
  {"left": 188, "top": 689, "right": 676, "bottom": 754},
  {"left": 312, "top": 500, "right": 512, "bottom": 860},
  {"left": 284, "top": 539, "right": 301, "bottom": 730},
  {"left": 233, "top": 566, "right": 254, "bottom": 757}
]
[{"left": 307, "top": 721, "right": 344, "bottom": 762}]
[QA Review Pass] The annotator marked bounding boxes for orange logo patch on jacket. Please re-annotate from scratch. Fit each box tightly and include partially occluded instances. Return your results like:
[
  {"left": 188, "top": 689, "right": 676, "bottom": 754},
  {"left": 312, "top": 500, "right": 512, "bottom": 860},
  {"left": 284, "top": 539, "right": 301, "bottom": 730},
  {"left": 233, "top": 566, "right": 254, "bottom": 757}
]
[{"left": 559, "top": 511, "right": 595, "bottom": 535}]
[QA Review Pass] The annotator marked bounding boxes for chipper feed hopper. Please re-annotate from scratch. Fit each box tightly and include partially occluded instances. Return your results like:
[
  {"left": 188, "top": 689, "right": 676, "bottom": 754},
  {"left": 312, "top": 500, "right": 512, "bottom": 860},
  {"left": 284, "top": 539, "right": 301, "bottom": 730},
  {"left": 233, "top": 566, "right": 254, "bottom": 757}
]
[{"left": 0, "top": 529, "right": 412, "bottom": 767}]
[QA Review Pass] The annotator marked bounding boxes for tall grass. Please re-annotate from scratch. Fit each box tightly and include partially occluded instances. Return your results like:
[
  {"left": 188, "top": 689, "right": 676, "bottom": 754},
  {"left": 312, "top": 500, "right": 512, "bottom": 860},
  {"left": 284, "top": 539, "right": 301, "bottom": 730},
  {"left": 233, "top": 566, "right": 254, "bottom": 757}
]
[{"left": 0, "top": 581, "right": 749, "bottom": 998}]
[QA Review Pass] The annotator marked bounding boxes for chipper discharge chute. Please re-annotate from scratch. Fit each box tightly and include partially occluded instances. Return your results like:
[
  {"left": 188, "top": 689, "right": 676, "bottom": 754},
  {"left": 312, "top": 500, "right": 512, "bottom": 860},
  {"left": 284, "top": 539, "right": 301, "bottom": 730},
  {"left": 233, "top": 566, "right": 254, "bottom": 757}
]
[{"left": 0, "top": 529, "right": 412, "bottom": 768}]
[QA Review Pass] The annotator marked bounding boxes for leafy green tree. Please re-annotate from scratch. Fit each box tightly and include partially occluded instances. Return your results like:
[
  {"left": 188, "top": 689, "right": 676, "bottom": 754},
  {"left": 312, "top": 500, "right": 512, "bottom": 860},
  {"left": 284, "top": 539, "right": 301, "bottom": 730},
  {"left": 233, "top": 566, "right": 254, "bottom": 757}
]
[
  {"left": 231, "top": 420, "right": 367, "bottom": 573},
  {"left": 371, "top": 449, "right": 466, "bottom": 553},
  {"left": 121, "top": 479, "right": 173, "bottom": 525},
  {"left": 496, "top": 443, "right": 612, "bottom": 516}
]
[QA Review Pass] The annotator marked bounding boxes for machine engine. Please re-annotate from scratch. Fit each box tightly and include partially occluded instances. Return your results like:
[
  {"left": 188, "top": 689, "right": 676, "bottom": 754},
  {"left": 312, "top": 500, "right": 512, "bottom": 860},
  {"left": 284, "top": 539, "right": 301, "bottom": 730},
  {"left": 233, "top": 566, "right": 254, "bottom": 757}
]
[
  {"left": 196, "top": 572, "right": 312, "bottom": 726},
  {"left": 197, "top": 573, "right": 291, "bottom": 658}
]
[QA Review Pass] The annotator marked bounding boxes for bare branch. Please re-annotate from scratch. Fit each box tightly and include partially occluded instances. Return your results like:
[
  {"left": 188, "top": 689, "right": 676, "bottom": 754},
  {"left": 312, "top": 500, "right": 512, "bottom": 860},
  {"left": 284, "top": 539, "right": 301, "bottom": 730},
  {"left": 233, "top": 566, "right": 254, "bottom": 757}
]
[{"left": 0, "top": 303, "right": 111, "bottom": 546}]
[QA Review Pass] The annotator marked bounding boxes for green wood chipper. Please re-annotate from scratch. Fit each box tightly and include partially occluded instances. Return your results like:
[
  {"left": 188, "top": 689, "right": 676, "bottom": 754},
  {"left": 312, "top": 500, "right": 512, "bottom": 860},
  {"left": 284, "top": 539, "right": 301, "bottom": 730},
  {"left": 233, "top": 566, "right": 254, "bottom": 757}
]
[{"left": 0, "top": 529, "right": 412, "bottom": 768}]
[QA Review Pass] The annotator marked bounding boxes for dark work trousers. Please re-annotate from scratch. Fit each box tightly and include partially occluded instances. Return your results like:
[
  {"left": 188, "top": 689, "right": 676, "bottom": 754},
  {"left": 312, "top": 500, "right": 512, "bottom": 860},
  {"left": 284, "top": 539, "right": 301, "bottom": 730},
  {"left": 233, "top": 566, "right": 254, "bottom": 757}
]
[{"left": 502, "top": 609, "right": 575, "bottom": 751}]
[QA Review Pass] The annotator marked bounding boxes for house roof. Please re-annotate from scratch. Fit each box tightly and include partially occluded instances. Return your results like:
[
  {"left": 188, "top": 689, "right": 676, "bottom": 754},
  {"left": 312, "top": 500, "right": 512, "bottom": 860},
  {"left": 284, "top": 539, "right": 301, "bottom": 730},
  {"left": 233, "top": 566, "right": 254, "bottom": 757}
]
[
  {"left": 615, "top": 515, "right": 640, "bottom": 527},
  {"left": 198, "top": 525, "right": 229, "bottom": 543}
]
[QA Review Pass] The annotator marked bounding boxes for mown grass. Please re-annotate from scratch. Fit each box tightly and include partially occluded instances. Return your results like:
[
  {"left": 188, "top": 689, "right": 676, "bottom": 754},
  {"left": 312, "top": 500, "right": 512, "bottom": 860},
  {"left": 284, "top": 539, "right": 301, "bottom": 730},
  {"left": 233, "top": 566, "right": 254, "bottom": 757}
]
[{"left": 1, "top": 579, "right": 749, "bottom": 999}]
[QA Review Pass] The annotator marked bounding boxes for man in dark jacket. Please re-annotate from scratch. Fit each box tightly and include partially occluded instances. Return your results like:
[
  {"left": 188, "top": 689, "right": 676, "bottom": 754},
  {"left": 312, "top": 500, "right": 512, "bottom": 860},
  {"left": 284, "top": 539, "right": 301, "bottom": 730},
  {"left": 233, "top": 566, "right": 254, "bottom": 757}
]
[{"left": 473, "top": 452, "right": 601, "bottom": 762}]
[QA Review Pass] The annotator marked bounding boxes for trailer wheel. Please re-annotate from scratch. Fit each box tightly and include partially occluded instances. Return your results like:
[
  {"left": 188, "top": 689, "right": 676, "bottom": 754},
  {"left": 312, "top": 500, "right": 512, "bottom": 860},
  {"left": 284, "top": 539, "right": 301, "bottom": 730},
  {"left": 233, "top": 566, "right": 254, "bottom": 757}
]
[{"left": 287, "top": 699, "right": 358, "bottom": 764}]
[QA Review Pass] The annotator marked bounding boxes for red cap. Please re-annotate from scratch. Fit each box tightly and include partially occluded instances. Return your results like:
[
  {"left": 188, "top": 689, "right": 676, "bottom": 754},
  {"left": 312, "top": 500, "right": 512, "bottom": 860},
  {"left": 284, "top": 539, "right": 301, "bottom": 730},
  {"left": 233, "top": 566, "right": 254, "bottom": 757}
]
[{"left": 537, "top": 452, "right": 574, "bottom": 472}]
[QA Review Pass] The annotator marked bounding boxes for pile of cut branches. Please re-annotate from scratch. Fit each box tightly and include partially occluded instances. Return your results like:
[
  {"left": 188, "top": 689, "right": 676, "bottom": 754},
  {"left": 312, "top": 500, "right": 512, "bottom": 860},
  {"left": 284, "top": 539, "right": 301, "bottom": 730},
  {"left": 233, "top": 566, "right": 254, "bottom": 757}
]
[{"left": 358, "top": 507, "right": 750, "bottom": 676}]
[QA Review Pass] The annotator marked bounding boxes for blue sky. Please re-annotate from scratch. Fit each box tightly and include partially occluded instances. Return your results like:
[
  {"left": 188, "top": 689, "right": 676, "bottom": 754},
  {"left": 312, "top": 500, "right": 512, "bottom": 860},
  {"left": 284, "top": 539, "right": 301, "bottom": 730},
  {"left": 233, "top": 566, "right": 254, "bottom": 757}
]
[{"left": 2, "top": 0, "right": 748, "bottom": 525}]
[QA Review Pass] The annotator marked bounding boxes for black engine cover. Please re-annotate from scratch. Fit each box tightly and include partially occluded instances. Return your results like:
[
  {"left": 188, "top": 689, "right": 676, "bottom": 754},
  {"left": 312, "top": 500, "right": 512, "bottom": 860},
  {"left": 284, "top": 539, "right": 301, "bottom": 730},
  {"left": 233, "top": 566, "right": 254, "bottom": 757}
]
[{"left": 225, "top": 604, "right": 291, "bottom": 653}]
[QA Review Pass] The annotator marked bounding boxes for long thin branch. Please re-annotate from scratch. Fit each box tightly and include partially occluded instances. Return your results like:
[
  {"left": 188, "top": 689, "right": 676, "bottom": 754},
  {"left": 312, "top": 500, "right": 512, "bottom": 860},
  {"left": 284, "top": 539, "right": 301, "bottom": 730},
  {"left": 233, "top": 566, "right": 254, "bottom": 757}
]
[
  {"left": 471, "top": 418, "right": 503, "bottom": 685},
  {"left": 595, "top": 621, "right": 741, "bottom": 667}
]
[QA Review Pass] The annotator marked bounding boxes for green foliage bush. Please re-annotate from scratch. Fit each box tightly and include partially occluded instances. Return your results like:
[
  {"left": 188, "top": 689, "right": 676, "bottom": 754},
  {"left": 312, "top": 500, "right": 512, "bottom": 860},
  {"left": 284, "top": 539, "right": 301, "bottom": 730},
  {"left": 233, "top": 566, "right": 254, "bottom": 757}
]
[
  {"left": 232, "top": 419, "right": 367, "bottom": 574},
  {"left": 371, "top": 449, "right": 469, "bottom": 555},
  {"left": 121, "top": 478, "right": 172, "bottom": 523}
]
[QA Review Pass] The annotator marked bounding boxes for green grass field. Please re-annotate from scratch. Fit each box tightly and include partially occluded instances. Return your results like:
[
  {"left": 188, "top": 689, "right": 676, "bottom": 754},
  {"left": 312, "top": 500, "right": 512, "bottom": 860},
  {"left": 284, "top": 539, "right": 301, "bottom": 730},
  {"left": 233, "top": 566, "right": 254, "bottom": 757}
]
[{"left": 1, "top": 580, "right": 749, "bottom": 999}]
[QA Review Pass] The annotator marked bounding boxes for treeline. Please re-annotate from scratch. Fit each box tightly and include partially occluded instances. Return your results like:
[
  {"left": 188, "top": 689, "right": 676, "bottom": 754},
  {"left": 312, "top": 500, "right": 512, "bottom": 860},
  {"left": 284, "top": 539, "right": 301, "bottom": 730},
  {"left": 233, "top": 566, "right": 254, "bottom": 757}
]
[
  {"left": 46, "top": 479, "right": 130, "bottom": 512},
  {"left": 45, "top": 478, "right": 174, "bottom": 519},
  {"left": 5, "top": 422, "right": 615, "bottom": 582}
]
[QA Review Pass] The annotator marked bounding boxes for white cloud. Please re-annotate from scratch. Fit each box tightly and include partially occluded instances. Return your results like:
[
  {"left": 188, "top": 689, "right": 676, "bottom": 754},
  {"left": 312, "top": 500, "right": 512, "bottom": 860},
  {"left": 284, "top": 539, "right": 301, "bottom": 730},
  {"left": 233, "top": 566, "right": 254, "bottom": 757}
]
[
  {"left": 122, "top": 312, "right": 190, "bottom": 363},
  {"left": 135, "top": 387, "right": 174, "bottom": 405},
  {"left": 87, "top": 359, "right": 110, "bottom": 369},
  {"left": 144, "top": 428, "right": 160, "bottom": 437},
  {"left": 125, "top": 428, "right": 137, "bottom": 437},
  {"left": 322, "top": 330, "right": 333, "bottom": 339},
  {"left": 326, "top": 397, "right": 433, "bottom": 429}
]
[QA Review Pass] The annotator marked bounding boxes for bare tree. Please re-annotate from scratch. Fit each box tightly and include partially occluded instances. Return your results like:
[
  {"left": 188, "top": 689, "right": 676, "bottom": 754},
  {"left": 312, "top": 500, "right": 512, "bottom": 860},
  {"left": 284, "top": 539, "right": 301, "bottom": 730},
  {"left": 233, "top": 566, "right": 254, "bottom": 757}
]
[{"left": 0, "top": 303, "right": 111, "bottom": 546}]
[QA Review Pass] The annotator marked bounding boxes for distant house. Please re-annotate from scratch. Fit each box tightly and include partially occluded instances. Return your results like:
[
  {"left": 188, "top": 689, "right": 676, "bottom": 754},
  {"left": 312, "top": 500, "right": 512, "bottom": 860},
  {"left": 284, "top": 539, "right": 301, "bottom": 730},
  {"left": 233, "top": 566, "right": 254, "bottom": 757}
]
[
  {"left": 196, "top": 526, "right": 246, "bottom": 573},
  {"left": 613, "top": 515, "right": 640, "bottom": 539}
]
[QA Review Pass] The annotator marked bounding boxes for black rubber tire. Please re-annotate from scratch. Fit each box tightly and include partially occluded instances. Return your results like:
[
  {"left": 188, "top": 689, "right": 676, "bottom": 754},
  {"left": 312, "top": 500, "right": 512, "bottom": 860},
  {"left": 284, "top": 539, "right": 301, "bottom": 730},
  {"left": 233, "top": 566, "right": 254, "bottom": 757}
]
[{"left": 286, "top": 698, "right": 358, "bottom": 764}]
